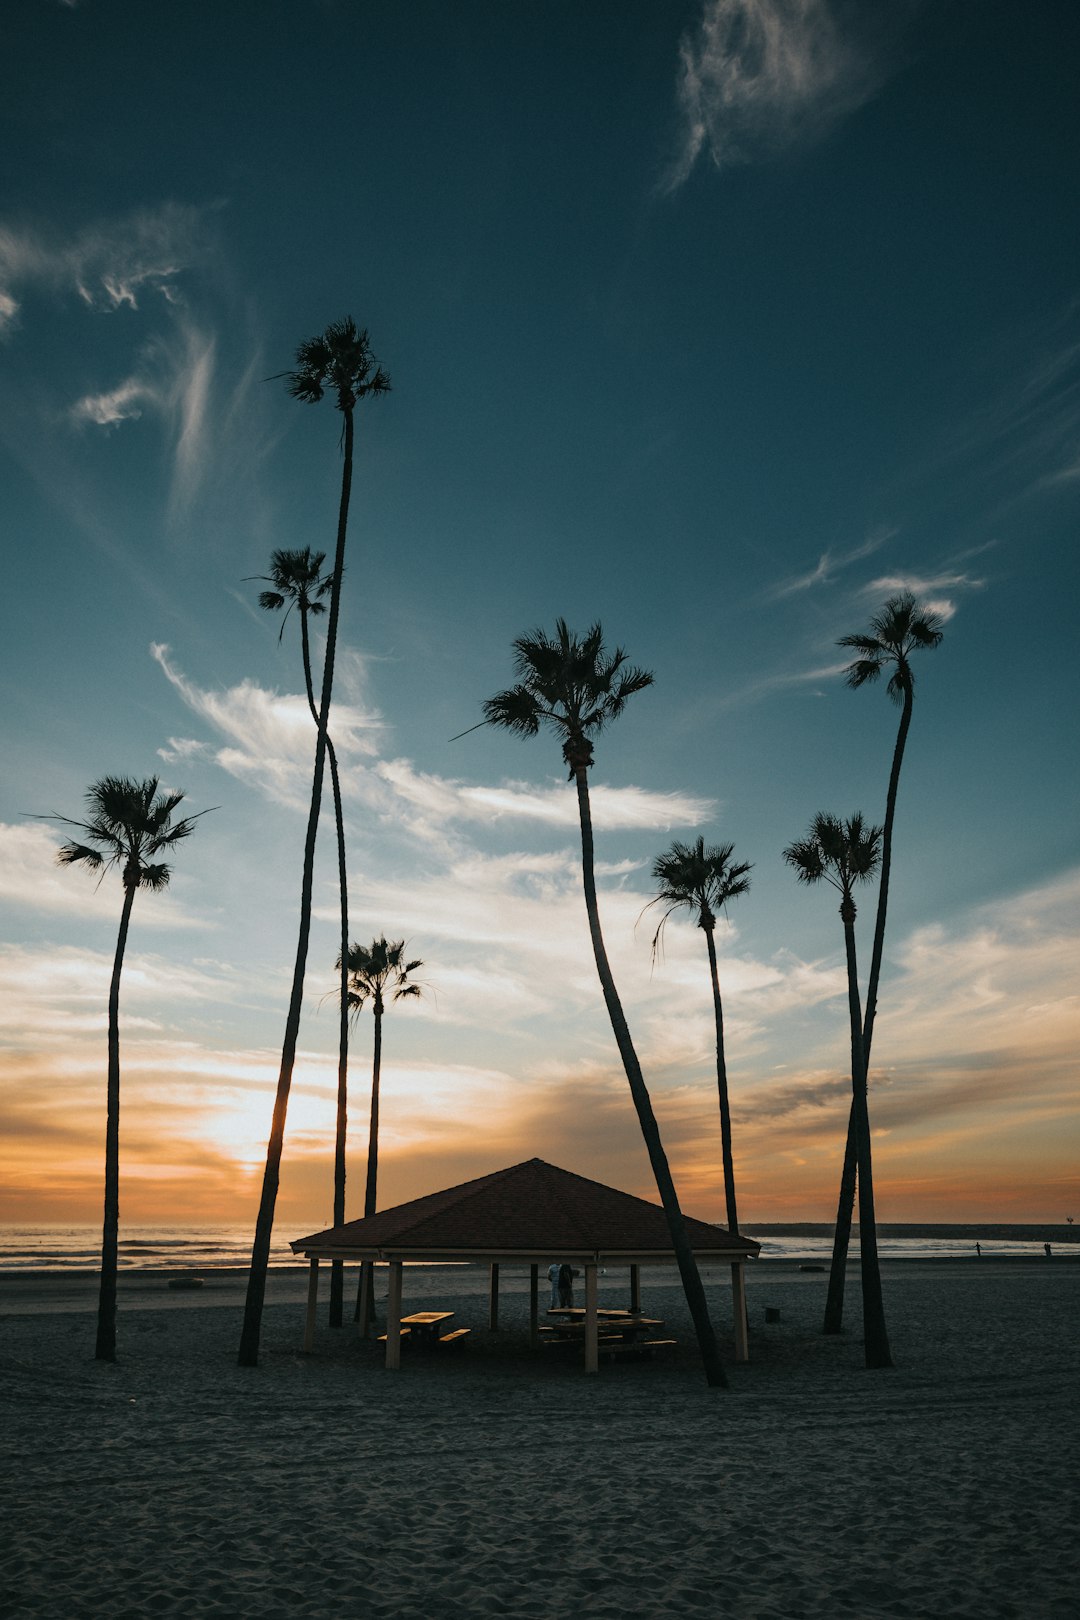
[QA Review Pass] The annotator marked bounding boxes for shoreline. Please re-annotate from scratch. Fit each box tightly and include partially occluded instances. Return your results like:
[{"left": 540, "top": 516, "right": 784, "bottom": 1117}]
[{"left": 1, "top": 1252, "right": 1074, "bottom": 1319}]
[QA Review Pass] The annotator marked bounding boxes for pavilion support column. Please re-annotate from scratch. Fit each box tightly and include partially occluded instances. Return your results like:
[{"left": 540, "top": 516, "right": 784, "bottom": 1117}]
[
  {"left": 529, "top": 1264, "right": 539, "bottom": 1346},
  {"left": 489, "top": 1263, "right": 500, "bottom": 1331},
  {"left": 629, "top": 1263, "right": 641, "bottom": 1313},
  {"left": 303, "top": 1258, "right": 319, "bottom": 1353},
  {"left": 732, "top": 1262, "right": 749, "bottom": 1363},
  {"left": 385, "top": 1260, "right": 403, "bottom": 1371},
  {"left": 584, "top": 1262, "right": 599, "bottom": 1375},
  {"left": 358, "top": 1263, "right": 374, "bottom": 1338}
]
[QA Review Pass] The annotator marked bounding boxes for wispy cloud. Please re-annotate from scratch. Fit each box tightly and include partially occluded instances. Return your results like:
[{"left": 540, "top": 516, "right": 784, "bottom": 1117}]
[
  {"left": 860, "top": 569, "right": 985, "bottom": 622},
  {"left": 0, "top": 823, "right": 207, "bottom": 928},
  {"left": 152, "top": 642, "right": 384, "bottom": 812},
  {"left": 155, "top": 644, "right": 713, "bottom": 834},
  {"left": 666, "top": 0, "right": 905, "bottom": 190},
  {"left": 769, "top": 530, "right": 892, "bottom": 598},
  {"left": 70, "top": 377, "right": 151, "bottom": 427},
  {"left": 0, "top": 203, "right": 204, "bottom": 318}
]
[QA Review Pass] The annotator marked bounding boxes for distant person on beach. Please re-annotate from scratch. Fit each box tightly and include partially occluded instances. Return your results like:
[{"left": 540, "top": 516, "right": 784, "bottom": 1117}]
[
  {"left": 547, "top": 1262, "right": 561, "bottom": 1308},
  {"left": 976, "top": 1242, "right": 982, "bottom": 1257},
  {"left": 1044, "top": 1243, "right": 1052, "bottom": 1258},
  {"left": 558, "top": 1262, "right": 574, "bottom": 1307}
]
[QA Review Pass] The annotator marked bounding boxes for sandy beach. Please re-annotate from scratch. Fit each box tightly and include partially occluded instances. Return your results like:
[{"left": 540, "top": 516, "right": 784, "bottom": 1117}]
[{"left": 1, "top": 1258, "right": 1076, "bottom": 1618}]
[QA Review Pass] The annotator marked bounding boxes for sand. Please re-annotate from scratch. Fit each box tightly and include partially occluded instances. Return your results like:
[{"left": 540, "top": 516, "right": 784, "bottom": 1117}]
[{"left": 1, "top": 1259, "right": 1076, "bottom": 1618}]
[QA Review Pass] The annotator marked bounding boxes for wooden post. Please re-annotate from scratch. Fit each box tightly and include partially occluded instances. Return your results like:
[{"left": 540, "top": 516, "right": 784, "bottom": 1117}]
[
  {"left": 732, "top": 1262, "right": 749, "bottom": 1363},
  {"left": 358, "top": 1262, "right": 374, "bottom": 1338},
  {"left": 489, "top": 1262, "right": 500, "bottom": 1331},
  {"left": 629, "top": 1263, "right": 641, "bottom": 1313},
  {"left": 385, "top": 1260, "right": 403, "bottom": 1371},
  {"left": 584, "top": 1262, "right": 598, "bottom": 1374},
  {"left": 529, "top": 1263, "right": 539, "bottom": 1346},
  {"left": 303, "top": 1257, "right": 319, "bottom": 1353}
]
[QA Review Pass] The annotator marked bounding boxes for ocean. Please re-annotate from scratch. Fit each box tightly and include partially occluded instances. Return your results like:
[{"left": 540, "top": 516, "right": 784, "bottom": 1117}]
[{"left": 0, "top": 1223, "right": 1075, "bottom": 1272}]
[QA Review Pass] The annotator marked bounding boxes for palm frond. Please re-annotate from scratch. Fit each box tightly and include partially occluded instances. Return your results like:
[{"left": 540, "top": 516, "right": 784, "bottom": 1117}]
[
  {"left": 841, "top": 592, "right": 944, "bottom": 699},
  {"left": 483, "top": 686, "right": 544, "bottom": 737},
  {"left": 138, "top": 863, "right": 172, "bottom": 892},
  {"left": 490, "top": 620, "right": 652, "bottom": 753},
  {"left": 56, "top": 841, "right": 107, "bottom": 870}
]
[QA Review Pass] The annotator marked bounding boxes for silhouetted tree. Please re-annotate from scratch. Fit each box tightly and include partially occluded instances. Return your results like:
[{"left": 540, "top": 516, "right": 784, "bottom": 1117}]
[
  {"left": 784, "top": 812, "right": 892, "bottom": 1369},
  {"left": 341, "top": 937, "right": 422, "bottom": 1330},
  {"left": 823, "top": 595, "right": 944, "bottom": 1334},
  {"left": 485, "top": 620, "right": 728, "bottom": 1387},
  {"left": 239, "top": 320, "right": 389, "bottom": 1368},
  {"left": 252, "top": 547, "right": 352, "bottom": 1328},
  {"left": 43, "top": 777, "right": 206, "bottom": 1362},
  {"left": 647, "top": 837, "right": 752, "bottom": 1236}
]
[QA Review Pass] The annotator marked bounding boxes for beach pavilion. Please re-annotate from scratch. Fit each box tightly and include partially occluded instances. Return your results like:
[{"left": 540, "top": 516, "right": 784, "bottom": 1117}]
[{"left": 291, "top": 1158, "right": 760, "bottom": 1373}]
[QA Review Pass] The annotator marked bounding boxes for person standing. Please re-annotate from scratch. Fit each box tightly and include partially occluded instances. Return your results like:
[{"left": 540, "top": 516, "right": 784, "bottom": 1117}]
[
  {"left": 548, "top": 1262, "right": 561, "bottom": 1308},
  {"left": 558, "top": 1262, "right": 574, "bottom": 1308}
]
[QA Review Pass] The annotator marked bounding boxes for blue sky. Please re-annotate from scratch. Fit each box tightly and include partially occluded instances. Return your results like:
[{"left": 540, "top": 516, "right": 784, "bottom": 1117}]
[{"left": 1, "top": 0, "right": 1078, "bottom": 1227}]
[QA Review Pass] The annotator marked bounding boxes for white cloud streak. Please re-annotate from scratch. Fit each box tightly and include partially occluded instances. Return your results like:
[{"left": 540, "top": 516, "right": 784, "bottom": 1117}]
[
  {"left": 769, "top": 530, "right": 893, "bottom": 598},
  {"left": 667, "top": 0, "right": 898, "bottom": 189},
  {"left": 0, "top": 823, "right": 206, "bottom": 929},
  {"left": 154, "top": 645, "right": 713, "bottom": 834}
]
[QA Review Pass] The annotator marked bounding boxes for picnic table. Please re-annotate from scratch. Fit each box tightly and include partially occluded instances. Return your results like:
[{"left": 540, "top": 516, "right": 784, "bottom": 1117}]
[
  {"left": 398, "top": 1311, "right": 471, "bottom": 1349},
  {"left": 543, "top": 1309, "right": 668, "bottom": 1345}
]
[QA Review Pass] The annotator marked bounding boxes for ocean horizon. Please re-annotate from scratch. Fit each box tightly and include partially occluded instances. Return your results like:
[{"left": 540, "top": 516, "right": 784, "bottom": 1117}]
[{"left": 1, "top": 1222, "right": 1075, "bottom": 1273}]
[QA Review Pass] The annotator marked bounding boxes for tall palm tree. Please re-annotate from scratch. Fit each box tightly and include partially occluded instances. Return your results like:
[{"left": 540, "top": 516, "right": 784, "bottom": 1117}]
[
  {"left": 239, "top": 319, "right": 390, "bottom": 1368},
  {"left": 341, "top": 936, "right": 423, "bottom": 1330},
  {"left": 647, "top": 837, "right": 752, "bottom": 1237},
  {"left": 822, "top": 594, "right": 944, "bottom": 1334},
  {"left": 252, "top": 547, "right": 352, "bottom": 1329},
  {"left": 484, "top": 620, "right": 728, "bottom": 1388},
  {"left": 784, "top": 812, "right": 892, "bottom": 1369},
  {"left": 42, "top": 777, "right": 206, "bottom": 1362}
]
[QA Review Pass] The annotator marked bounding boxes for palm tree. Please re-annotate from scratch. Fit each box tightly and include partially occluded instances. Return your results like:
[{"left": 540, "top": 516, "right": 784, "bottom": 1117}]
[
  {"left": 822, "top": 595, "right": 944, "bottom": 1334},
  {"left": 341, "top": 937, "right": 423, "bottom": 1331},
  {"left": 252, "top": 547, "right": 352, "bottom": 1330},
  {"left": 239, "top": 319, "right": 389, "bottom": 1368},
  {"left": 484, "top": 620, "right": 728, "bottom": 1388},
  {"left": 42, "top": 777, "right": 206, "bottom": 1362},
  {"left": 784, "top": 812, "right": 892, "bottom": 1369},
  {"left": 647, "top": 837, "right": 752, "bottom": 1237}
]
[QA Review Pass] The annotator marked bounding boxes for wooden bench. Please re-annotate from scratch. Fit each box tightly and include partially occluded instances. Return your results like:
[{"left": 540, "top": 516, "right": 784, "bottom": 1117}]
[
  {"left": 377, "top": 1327, "right": 412, "bottom": 1344},
  {"left": 598, "top": 1338, "right": 677, "bottom": 1362},
  {"left": 437, "top": 1327, "right": 471, "bottom": 1346}
]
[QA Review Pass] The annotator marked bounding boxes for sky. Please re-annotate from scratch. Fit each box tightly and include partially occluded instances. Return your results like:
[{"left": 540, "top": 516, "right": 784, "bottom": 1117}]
[{"left": 1, "top": 0, "right": 1078, "bottom": 1233}]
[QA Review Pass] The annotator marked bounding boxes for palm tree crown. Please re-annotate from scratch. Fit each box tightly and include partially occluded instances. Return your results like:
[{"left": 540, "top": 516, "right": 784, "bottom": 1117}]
[
  {"left": 50, "top": 776, "right": 205, "bottom": 891},
  {"left": 483, "top": 619, "right": 653, "bottom": 772},
  {"left": 838, "top": 592, "right": 944, "bottom": 704},
  {"left": 783, "top": 812, "right": 882, "bottom": 900},
  {"left": 344, "top": 937, "right": 423, "bottom": 1018},
  {"left": 648, "top": 836, "right": 752, "bottom": 952},
  {"left": 286, "top": 316, "right": 391, "bottom": 414},
  {"left": 251, "top": 547, "right": 332, "bottom": 643}
]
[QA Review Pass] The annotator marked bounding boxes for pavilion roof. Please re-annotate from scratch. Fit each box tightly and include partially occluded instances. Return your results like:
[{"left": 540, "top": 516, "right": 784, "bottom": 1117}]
[{"left": 291, "top": 1158, "right": 760, "bottom": 1262}]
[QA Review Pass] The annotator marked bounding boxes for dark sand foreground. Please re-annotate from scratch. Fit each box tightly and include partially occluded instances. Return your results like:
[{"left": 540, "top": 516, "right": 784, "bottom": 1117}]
[{"left": 1, "top": 1259, "right": 1076, "bottom": 1618}]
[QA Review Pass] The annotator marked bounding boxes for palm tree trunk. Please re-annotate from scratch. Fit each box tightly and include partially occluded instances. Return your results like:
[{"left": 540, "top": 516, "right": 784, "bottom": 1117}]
[
  {"left": 703, "top": 923, "right": 739, "bottom": 1235},
  {"left": 573, "top": 763, "right": 727, "bottom": 1389},
  {"left": 298, "top": 610, "right": 351, "bottom": 1330},
  {"left": 823, "top": 687, "right": 913, "bottom": 1334},
  {"left": 239, "top": 408, "right": 355, "bottom": 1368},
  {"left": 97, "top": 877, "right": 136, "bottom": 1363},
  {"left": 822, "top": 1121, "right": 858, "bottom": 1334},
  {"left": 703, "top": 921, "right": 746, "bottom": 1327},
  {"left": 840, "top": 899, "right": 892, "bottom": 1369},
  {"left": 328, "top": 742, "right": 350, "bottom": 1329},
  {"left": 354, "top": 999, "right": 382, "bottom": 1329}
]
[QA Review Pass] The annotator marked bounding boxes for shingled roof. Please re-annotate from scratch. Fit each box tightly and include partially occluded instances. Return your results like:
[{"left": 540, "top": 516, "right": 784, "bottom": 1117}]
[{"left": 292, "top": 1158, "right": 760, "bottom": 1262}]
